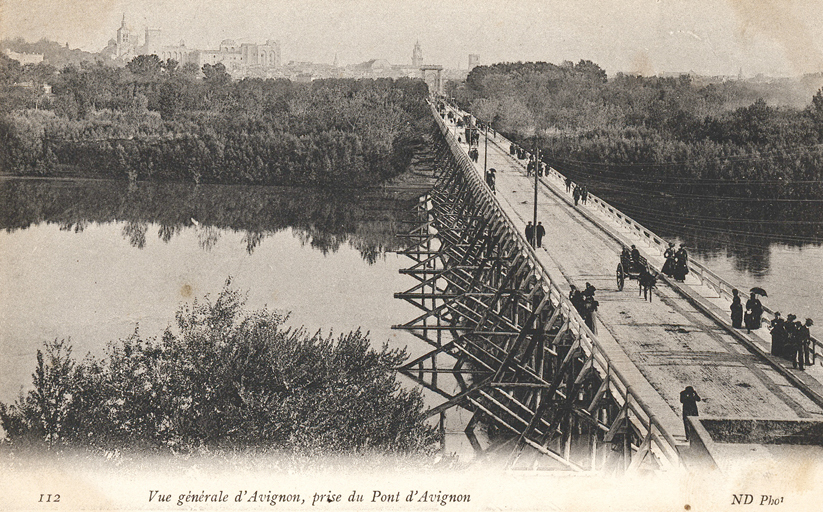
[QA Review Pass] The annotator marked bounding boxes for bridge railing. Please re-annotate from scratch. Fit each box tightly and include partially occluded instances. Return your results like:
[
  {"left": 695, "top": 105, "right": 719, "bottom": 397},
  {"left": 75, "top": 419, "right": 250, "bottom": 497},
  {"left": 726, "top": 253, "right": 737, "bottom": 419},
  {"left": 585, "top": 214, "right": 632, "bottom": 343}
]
[
  {"left": 454, "top": 110, "right": 823, "bottom": 366},
  {"left": 431, "top": 102, "right": 681, "bottom": 468}
]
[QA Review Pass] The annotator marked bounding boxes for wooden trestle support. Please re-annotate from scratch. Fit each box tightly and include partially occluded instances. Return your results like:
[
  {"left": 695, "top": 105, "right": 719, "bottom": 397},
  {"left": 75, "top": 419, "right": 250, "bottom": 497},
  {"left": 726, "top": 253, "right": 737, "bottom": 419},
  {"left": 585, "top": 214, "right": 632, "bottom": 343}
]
[{"left": 391, "top": 109, "right": 680, "bottom": 472}]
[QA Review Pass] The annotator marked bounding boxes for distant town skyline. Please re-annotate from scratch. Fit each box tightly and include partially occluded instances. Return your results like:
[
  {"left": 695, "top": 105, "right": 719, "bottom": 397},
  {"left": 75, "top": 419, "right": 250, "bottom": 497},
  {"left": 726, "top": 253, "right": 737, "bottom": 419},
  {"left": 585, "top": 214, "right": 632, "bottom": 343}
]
[{"left": 3, "top": 0, "right": 823, "bottom": 77}]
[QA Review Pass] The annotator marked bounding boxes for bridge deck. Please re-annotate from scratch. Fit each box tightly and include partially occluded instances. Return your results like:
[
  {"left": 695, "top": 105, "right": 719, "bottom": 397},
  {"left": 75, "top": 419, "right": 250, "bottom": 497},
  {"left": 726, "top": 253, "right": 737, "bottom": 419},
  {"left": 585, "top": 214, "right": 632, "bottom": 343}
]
[{"left": 448, "top": 122, "right": 823, "bottom": 443}]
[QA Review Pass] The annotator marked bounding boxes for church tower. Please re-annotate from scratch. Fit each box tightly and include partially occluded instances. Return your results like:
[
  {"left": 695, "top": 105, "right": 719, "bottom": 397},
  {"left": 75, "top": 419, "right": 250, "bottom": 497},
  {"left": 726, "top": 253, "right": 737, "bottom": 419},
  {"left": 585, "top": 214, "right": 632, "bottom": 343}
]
[
  {"left": 116, "top": 14, "right": 133, "bottom": 57},
  {"left": 412, "top": 40, "right": 422, "bottom": 68}
]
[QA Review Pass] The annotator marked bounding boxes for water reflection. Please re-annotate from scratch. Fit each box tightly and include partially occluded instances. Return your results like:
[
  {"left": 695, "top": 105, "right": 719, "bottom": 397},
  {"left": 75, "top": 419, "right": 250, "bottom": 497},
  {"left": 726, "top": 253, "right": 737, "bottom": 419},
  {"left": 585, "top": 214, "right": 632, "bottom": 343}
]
[{"left": 0, "top": 179, "right": 422, "bottom": 262}]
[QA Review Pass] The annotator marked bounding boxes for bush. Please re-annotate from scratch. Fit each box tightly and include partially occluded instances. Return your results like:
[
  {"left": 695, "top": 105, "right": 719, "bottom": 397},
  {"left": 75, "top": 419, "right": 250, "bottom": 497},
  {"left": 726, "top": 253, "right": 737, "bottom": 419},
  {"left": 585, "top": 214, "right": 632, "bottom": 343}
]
[{"left": 0, "top": 284, "right": 436, "bottom": 456}]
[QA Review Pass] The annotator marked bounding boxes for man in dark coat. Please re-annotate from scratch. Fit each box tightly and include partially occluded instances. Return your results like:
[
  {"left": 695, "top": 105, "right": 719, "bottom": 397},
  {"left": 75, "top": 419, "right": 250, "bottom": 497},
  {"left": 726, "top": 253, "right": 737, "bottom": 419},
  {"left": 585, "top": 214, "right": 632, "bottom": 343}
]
[
  {"left": 525, "top": 222, "right": 534, "bottom": 247},
  {"left": 803, "top": 319, "right": 814, "bottom": 366},
  {"left": 573, "top": 185, "right": 581, "bottom": 206},
  {"left": 630, "top": 245, "right": 641, "bottom": 272},
  {"left": 680, "top": 386, "right": 702, "bottom": 439},
  {"left": 785, "top": 314, "right": 798, "bottom": 362},
  {"left": 535, "top": 221, "right": 546, "bottom": 248},
  {"left": 796, "top": 319, "right": 813, "bottom": 369}
]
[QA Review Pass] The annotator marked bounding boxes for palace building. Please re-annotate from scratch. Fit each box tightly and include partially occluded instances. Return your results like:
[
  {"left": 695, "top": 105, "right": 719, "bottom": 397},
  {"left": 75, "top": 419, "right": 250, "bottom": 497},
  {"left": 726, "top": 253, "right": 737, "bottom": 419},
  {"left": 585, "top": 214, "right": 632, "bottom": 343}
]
[{"left": 102, "top": 15, "right": 281, "bottom": 73}]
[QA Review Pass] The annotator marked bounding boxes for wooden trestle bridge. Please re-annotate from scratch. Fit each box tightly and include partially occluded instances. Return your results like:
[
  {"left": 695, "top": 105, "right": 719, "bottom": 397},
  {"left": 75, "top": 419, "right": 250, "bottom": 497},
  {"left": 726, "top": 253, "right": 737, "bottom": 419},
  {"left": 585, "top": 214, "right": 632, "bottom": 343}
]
[{"left": 391, "top": 100, "right": 823, "bottom": 473}]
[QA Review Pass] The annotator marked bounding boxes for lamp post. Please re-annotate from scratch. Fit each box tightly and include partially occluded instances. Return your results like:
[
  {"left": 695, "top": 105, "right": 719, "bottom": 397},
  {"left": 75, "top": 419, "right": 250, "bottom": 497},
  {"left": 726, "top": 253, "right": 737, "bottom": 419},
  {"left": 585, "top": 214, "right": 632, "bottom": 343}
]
[
  {"left": 533, "top": 138, "right": 539, "bottom": 246},
  {"left": 483, "top": 121, "right": 489, "bottom": 182}
]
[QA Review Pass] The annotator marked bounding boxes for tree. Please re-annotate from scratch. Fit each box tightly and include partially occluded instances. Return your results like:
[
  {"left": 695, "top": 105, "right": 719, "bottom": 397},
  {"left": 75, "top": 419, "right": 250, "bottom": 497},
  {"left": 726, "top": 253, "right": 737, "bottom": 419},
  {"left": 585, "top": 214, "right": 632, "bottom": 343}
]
[
  {"left": 126, "top": 54, "right": 162, "bottom": 78},
  {"left": 202, "top": 63, "right": 231, "bottom": 85}
]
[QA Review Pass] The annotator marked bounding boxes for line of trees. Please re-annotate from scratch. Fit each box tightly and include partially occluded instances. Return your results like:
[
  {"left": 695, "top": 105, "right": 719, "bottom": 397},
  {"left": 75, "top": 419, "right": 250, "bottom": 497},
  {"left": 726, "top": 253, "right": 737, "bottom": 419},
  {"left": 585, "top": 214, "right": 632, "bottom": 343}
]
[
  {"left": 0, "top": 284, "right": 436, "bottom": 456},
  {"left": 452, "top": 61, "right": 823, "bottom": 199},
  {"left": 0, "top": 53, "right": 433, "bottom": 186}
]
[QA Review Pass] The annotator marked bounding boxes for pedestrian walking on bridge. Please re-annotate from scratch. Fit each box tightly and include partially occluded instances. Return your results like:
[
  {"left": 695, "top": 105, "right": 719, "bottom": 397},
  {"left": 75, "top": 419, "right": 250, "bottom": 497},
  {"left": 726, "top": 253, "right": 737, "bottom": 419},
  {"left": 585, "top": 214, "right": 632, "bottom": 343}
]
[
  {"left": 525, "top": 222, "right": 534, "bottom": 247},
  {"left": 535, "top": 221, "right": 545, "bottom": 248},
  {"left": 680, "top": 386, "right": 702, "bottom": 440}
]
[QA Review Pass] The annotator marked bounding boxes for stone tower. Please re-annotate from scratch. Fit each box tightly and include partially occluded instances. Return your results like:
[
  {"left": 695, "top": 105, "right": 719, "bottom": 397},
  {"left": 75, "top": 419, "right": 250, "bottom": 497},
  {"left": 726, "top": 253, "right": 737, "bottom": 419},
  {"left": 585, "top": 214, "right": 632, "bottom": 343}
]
[
  {"left": 116, "top": 14, "right": 135, "bottom": 57},
  {"left": 468, "top": 54, "right": 480, "bottom": 71},
  {"left": 412, "top": 40, "right": 422, "bottom": 68}
]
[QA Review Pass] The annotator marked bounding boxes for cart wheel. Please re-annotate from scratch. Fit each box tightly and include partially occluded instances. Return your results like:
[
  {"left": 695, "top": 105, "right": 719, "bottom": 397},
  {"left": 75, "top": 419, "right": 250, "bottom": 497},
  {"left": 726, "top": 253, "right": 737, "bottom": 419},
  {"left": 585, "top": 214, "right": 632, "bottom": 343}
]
[{"left": 617, "top": 263, "right": 625, "bottom": 291}]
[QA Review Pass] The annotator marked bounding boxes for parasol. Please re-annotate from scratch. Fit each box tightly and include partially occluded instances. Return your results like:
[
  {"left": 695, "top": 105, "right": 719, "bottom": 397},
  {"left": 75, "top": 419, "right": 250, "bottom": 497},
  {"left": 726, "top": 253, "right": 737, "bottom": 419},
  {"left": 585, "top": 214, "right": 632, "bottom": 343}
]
[{"left": 750, "top": 287, "right": 768, "bottom": 297}]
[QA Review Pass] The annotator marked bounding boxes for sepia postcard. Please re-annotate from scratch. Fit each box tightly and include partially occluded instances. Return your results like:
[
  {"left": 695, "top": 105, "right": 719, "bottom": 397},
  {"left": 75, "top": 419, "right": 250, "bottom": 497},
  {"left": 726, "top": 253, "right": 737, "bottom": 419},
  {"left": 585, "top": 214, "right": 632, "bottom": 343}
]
[{"left": 1, "top": 1, "right": 823, "bottom": 510}]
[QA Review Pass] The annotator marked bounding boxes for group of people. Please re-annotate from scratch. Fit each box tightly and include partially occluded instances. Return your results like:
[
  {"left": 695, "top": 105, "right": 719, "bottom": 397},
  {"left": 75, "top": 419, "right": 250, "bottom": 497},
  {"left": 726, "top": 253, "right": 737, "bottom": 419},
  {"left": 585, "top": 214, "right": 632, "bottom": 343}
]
[
  {"left": 729, "top": 289, "right": 764, "bottom": 332},
  {"left": 527, "top": 159, "right": 546, "bottom": 177},
  {"left": 464, "top": 128, "right": 480, "bottom": 147},
  {"left": 571, "top": 183, "right": 588, "bottom": 206},
  {"left": 661, "top": 242, "right": 689, "bottom": 281},
  {"left": 524, "top": 221, "right": 546, "bottom": 248},
  {"left": 569, "top": 283, "right": 599, "bottom": 332},
  {"left": 730, "top": 290, "right": 815, "bottom": 371},
  {"left": 468, "top": 147, "right": 479, "bottom": 163},
  {"left": 509, "top": 143, "right": 527, "bottom": 160},
  {"left": 769, "top": 313, "right": 814, "bottom": 370}
]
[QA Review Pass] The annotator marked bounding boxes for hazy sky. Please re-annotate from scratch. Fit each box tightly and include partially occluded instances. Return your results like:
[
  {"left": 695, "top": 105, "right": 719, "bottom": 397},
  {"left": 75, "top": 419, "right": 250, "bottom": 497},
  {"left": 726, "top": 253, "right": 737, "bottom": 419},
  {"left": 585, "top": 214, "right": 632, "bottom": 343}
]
[{"left": 2, "top": 0, "right": 822, "bottom": 76}]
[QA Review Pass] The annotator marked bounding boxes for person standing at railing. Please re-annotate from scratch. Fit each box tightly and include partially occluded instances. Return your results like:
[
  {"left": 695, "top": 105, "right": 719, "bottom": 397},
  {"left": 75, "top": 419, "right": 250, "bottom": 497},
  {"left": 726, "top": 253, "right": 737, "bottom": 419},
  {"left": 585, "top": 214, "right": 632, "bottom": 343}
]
[
  {"left": 565, "top": 176, "right": 572, "bottom": 193},
  {"left": 662, "top": 242, "right": 676, "bottom": 277},
  {"left": 673, "top": 244, "right": 689, "bottom": 282},
  {"left": 799, "top": 319, "right": 813, "bottom": 368},
  {"left": 581, "top": 186, "right": 589, "bottom": 205},
  {"left": 787, "top": 316, "right": 805, "bottom": 370},
  {"left": 582, "top": 283, "right": 598, "bottom": 333},
  {"left": 730, "top": 289, "right": 744, "bottom": 329},
  {"left": 769, "top": 312, "right": 787, "bottom": 356},
  {"left": 745, "top": 292, "right": 763, "bottom": 333}
]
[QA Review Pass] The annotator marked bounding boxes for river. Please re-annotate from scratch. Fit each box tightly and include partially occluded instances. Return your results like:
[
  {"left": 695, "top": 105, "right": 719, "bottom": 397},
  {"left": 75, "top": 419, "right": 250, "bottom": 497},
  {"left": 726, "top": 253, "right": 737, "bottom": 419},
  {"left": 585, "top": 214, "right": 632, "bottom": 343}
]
[
  {"left": 1, "top": 174, "right": 821, "bottom": 407},
  {"left": 0, "top": 178, "right": 431, "bottom": 404}
]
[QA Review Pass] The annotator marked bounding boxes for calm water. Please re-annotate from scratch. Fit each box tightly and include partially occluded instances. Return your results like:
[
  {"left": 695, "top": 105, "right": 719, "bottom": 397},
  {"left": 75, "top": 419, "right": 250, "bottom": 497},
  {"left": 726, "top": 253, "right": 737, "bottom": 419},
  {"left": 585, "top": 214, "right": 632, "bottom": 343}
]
[
  {"left": 1, "top": 177, "right": 822, "bottom": 404},
  {"left": 0, "top": 179, "right": 427, "bottom": 404}
]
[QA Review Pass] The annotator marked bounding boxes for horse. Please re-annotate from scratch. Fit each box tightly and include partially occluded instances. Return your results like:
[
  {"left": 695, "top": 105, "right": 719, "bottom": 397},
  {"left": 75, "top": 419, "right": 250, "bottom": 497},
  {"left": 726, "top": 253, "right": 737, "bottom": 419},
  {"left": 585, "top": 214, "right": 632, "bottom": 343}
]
[{"left": 639, "top": 268, "right": 657, "bottom": 302}]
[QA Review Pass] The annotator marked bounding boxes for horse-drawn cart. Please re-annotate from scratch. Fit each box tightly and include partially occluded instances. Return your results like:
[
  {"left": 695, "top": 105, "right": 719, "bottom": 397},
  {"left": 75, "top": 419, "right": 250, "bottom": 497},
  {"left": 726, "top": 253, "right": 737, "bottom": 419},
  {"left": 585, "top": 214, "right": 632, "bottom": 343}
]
[{"left": 616, "top": 246, "right": 650, "bottom": 291}]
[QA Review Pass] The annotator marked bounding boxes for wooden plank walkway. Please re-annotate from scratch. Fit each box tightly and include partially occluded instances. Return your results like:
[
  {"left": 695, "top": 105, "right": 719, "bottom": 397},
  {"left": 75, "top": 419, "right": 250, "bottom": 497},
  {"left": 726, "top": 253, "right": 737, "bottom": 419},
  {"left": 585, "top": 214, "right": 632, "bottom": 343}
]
[{"left": 446, "top": 119, "right": 823, "bottom": 444}]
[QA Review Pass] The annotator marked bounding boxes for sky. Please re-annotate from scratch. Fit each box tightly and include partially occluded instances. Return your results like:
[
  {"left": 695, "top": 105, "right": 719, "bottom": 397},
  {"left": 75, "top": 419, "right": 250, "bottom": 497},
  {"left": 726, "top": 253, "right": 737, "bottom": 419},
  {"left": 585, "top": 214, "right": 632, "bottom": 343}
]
[{"left": 1, "top": 0, "right": 823, "bottom": 77}]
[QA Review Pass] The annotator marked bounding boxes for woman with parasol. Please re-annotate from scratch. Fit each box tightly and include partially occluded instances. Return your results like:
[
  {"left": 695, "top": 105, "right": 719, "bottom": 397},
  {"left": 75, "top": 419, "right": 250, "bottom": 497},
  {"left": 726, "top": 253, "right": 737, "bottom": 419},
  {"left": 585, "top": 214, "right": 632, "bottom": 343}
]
[{"left": 745, "top": 288, "right": 766, "bottom": 332}]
